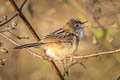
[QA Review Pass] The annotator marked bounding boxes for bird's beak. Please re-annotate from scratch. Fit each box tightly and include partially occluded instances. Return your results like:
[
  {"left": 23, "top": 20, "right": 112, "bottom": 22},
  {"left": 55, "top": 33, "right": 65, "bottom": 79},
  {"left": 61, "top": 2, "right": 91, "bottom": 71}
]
[
  {"left": 81, "top": 21, "right": 88, "bottom": 24},
  {"left": 81, "top": 21, "right": 88, "bottom": 29}
]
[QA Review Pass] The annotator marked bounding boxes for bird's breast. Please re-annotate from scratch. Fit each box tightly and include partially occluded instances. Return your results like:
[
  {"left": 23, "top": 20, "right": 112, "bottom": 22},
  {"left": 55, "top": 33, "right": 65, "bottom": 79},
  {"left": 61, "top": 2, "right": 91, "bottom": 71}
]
[{"left": 43, "top": 37, "right": 79, "bottom": 59}]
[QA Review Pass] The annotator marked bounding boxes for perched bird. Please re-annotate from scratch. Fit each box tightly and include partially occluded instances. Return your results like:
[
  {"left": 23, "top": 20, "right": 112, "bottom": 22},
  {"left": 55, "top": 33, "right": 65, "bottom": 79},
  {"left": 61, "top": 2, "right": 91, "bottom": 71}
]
[{"left": 15, "top": 19, "right": 87, "bottom": 61}]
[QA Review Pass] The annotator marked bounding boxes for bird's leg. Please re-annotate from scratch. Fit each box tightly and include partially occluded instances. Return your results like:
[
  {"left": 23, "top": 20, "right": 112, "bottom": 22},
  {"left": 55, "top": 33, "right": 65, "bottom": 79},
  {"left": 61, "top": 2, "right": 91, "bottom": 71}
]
[
  {"left": 57, "top": 58, "right": 63, "bottom": 64},
  {"left": 69, "top": 54, "right": 75, "bottom": 62},
  {"left": 49, "top": 57, "right": 54, "bottom": 61}
]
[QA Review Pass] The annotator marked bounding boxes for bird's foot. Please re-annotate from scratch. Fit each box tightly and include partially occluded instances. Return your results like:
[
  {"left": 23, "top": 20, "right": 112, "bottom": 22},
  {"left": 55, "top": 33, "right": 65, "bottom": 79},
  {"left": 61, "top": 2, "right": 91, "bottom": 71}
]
[{"left": 69, "top": 55, "right": 74, "bottom": 62}]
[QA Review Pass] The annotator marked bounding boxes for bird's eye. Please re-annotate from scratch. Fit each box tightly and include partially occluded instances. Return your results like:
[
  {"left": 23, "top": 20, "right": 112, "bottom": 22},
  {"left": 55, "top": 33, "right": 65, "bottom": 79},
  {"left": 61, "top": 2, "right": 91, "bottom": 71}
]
[{"left": 76, "top": 24, "right": 79, "bottom": 27}]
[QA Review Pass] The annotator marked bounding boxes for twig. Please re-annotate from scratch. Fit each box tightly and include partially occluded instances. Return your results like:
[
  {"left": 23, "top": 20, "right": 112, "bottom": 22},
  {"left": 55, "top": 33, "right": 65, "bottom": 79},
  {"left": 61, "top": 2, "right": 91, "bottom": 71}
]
[
  {"left": 0, "top": 0, "right": 27, "bottom": 27},
  {"left": 0, "top": 14, "right": 18, "bottom": 27},
  {"left": 9, "top": 0, "right": 40, "bottom": 41},
  {"left": 8, "top": 0, "right": 64, "bottom": 80},
  {"left": 20, "top": 0, "right": 27, "bottom": 11},
  {"left": 0, "top": 32, "right": 45, "bottom": 59},
  {"left": 73, "top": 49, "right": 120, "bottom": 59}
]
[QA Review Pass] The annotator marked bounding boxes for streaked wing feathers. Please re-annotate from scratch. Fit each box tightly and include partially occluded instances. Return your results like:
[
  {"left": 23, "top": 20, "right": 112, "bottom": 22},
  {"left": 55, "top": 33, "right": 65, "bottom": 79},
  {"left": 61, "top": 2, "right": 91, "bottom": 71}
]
[{"left": 41, "top": 28, "right": 75, "bottom": 44}]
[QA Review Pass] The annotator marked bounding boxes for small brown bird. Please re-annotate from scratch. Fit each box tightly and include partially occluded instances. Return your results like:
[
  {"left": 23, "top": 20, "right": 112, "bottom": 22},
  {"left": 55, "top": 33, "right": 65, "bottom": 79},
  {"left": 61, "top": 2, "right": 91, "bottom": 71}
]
[{"left": 15, "top": 19, "right": 87, "bottom": 61}]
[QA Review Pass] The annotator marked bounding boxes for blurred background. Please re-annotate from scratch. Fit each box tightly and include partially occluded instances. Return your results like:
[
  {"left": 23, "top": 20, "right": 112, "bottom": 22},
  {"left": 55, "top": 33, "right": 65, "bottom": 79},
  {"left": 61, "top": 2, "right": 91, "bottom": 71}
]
[{"left": 0, "top": 0, "right": 120, "bottom": 80}]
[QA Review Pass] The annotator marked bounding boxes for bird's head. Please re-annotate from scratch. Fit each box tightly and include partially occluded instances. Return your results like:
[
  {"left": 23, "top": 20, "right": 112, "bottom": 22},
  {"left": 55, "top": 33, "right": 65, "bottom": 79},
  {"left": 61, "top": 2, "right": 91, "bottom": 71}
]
[{"left": 64, "top": 18, "right": 87, "bottom": 39}]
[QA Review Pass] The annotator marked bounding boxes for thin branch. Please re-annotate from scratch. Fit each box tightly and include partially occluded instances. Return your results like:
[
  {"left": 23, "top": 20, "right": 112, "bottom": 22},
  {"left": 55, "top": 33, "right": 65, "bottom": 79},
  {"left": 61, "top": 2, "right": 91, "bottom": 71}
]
[
  {"left": 73, "top": 49, "right": 120, "bottom": 59},
  {"left": 0, "top": 0, "right": 27, "bottom": 27},
  {"left": 0, "top": 32, "right": 45, "bottom": 59},
  {"left": 20, "top": 0, "right": 27, "bottom": 11},
  {"left": 0, "top": 14, "right": 18, "bottom": 27},
  {"left": 9, "top": 0, "right": 40, "bottom": 41}
]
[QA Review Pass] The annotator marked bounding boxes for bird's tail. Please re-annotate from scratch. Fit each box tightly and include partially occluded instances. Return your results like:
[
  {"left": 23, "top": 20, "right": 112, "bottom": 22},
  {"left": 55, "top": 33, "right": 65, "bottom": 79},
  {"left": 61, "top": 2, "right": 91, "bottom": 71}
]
[{"left": 14, "top": 43, "right": 41, "bottom": 49}]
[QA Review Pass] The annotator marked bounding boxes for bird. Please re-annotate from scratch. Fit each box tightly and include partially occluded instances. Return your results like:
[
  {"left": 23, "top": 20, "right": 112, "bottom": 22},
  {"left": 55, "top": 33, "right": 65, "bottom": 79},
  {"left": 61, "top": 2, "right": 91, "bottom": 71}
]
[{"left": 15, "top": 19, "right": 87, "bottom": 61}]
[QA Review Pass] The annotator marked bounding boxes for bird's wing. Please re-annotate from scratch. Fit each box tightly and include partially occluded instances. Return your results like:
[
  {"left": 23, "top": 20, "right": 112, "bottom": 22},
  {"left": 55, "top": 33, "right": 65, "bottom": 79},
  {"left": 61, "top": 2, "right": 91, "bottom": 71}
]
[
  {"left": 14, "top": 28, "right": 76, "bottom": 49},
  {"left": 40, "top": 28, "right": 75, "bottom": 44}
]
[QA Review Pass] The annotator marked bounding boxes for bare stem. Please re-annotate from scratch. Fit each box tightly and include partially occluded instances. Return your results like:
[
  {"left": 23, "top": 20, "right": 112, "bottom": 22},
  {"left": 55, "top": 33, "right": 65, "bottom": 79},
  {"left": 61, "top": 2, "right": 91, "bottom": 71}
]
[
  {"left": 73, "top": 49, "right": 120, "bottom": 59},
  {"left": 0, "top": 14, "right": 18, "bottom": 27},
  {"left": 0, "top": 32, "right": 45, "bottom": 59}
]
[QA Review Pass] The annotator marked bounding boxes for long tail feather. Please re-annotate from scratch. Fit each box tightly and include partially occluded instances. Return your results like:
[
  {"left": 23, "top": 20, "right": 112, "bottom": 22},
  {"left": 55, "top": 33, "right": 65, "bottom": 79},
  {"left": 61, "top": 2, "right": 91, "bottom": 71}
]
[{"left": 14, "top": 43, "right": 41, "bottom": 49}]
